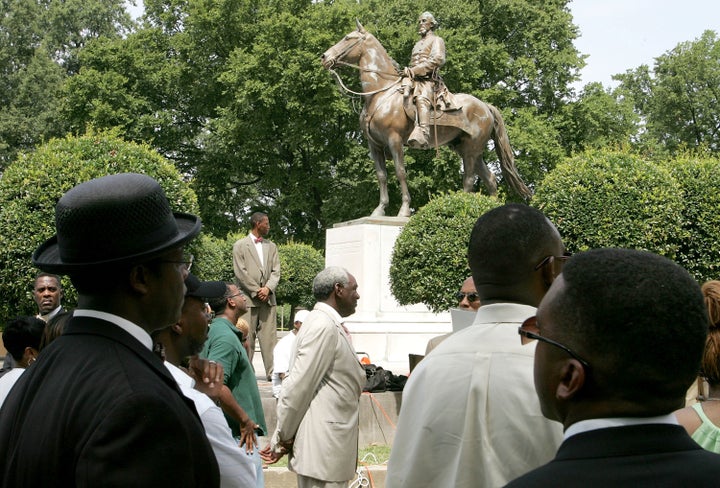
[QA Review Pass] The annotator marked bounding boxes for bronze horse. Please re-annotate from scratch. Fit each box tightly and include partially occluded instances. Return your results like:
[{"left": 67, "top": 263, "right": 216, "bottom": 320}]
[{"left": 321, "top": 21, "right": 531, "bottom": 217}]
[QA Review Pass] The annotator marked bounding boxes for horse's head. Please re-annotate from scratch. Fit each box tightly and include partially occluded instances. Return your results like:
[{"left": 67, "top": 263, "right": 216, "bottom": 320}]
[{"left": 321, "top": 20, "right": 368, "bottom": 69}]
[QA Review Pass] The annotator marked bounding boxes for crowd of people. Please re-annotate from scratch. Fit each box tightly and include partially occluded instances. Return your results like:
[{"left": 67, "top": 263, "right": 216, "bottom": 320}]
[{"left": 2, "top": 165, "right": 720, "bottom": 488}]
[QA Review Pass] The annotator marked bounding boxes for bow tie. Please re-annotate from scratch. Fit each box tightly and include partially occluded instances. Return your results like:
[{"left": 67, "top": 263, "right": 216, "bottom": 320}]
[{"left": 254, "top": 237, "right": 263, "bottom": 243}]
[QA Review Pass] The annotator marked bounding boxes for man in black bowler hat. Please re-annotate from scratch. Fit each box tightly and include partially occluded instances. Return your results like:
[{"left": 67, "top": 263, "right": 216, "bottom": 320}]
[{"left": 0, "top": 173, "right": 220, "bottom": 487}]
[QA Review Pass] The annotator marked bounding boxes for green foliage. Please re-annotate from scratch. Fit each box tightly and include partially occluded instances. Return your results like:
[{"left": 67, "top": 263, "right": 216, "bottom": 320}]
[
  {"left": 617, "top": 30, "right": 720, "bottom": 154},
  {"left": 0, "top": 0, "right": 133, "bottom": 168},
  {"left": 558, "top": 82, "right": 639, "bottom": 155},
  {"left": 276, "top": 243, "right": 325, "bottom": 311},
  {"left": 532, "top": 149, "right": 685, "bottom": 258},
  {"left": 59, "top": 0, "right": 585, "bottom": 244},
  {"left": 191, "top": 233, "right": 235, "bottom": 283},
  {"left": 0, "top": 131, "right": 199, "bottom": 320},
  {"left": 390, "top": 191, "right": 502, "bottom": 312},
  {"left": 661, "top": 154, "right": 720, "bottom": 282}
]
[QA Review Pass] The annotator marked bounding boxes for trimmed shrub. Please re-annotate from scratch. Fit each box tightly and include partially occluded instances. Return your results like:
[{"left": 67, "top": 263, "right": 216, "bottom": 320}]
[
  {"left": 0, "top": 131, "right": 199, "bottom": 320},
  {"left": 191, "top": 233, "right": 235, "bottom": 283},
  {"left": 663, "top": 154, "right": 720, "bottom": 282},
  {"left": 532, "top": 149, "right": 684, "bottom": 258},
  {"left": 390, "top": 191, "right": 502, "bottom": 313},
  {"left": 276, "top": 242, "right": 325, "bottom": 314}
]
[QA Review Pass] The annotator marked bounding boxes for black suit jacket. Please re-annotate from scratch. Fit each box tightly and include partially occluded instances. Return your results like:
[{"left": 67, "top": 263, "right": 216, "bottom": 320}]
[
  {"left": 505, "top": 423, "right": 720, "bottom": 487},
  {"left": 0, "top": 316, "right": 219, "bottom": 487}
]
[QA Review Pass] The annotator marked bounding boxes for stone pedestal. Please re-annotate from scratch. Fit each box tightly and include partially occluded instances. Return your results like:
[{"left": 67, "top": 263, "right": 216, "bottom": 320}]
[{"left": 325, "top": 217, "right": 450, "bottom": 374}]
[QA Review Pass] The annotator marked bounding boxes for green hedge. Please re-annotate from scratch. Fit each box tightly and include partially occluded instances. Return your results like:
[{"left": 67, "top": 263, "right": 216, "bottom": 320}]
[
  {"left": 532, "top": 149, "right": 685, "bottom": 257},
  {"left": 662, "top": 154, "right": 720, "bottom": 282},
  {"left": 0, "top": 131, "right": 199, "bottom": 320},
  {"left": 389, "top": 191, "right": 502, "bottom": 313}
]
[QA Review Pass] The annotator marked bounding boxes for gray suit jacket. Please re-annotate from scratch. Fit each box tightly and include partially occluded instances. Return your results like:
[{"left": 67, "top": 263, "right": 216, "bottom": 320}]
[
  {"left": 232, "top": 235, "right": 280, "bottom": 307},
  {"left": 272, "top": 302, "right": 366, "bottom": 482}
]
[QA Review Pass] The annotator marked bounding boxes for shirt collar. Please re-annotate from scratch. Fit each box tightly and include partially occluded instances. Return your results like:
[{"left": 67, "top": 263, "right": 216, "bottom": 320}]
[
  {"left": 73, "top": 309, "right": 153, "bottom": 350},
  {"left": 564, "top": 414, "right": 679, "bottom": 440},
  {"left": 314, "top": 301, "right": 344, "bottom": 324}
]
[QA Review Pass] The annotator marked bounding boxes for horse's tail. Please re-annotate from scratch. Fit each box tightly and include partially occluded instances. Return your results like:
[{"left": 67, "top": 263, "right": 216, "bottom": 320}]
[{"left": 488, "top": 104, "right": 532, "bottom": 200}]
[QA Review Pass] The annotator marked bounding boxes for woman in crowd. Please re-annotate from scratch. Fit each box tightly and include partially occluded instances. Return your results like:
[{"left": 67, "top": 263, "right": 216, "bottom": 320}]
[{"left": 676, "top": 280, "right": 720, "bottom": 453}]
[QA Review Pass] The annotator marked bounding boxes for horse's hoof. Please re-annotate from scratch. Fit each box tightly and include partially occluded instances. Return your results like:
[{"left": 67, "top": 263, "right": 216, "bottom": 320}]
[
  {"left": 397, "top": 206, "right": 411, "bottom": 218},
  {"left": 371, "top": 207, "right": 386, "bottom": 217}
]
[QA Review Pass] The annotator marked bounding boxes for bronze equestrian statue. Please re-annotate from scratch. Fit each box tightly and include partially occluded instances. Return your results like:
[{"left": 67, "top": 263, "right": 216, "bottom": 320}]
[{"left": 321, "top": 18, "right": 532, "bottom": 218}]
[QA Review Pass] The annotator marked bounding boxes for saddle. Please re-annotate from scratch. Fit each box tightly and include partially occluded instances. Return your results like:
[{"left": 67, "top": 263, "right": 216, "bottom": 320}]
[{"left": 402, "top": 94, "right": 472, "bottom": 134}]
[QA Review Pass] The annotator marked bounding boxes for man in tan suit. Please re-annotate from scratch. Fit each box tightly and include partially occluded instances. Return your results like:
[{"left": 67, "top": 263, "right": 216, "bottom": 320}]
[
  {"left": 261, "top": 266, "right": 365, "bottom": 488},
  {"left": 232, "top": 211, "right": 281, "bottom": 380}
]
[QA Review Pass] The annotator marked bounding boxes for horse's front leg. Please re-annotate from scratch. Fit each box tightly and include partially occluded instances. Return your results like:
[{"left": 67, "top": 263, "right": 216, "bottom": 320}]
[
  {"left": 370, "top": 145, "right": 389, "bottom": 217},
  {"left": 389, "top": 138, "right": 411, "bottom": 217}
]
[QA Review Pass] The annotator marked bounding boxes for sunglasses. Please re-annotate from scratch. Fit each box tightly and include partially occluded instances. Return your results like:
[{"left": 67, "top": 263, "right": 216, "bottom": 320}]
[
  {"left": 455, "top": 291, "right": 480, "bottom": 303},
  {"left": 518, "top": 316, "right": 590, "bottom": 368},
  {"left": 533, "top": 252, "right": 572, "bottom": 271}
]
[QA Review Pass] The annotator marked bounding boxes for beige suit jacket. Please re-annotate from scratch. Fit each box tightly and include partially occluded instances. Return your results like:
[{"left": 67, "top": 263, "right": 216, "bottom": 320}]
[
  {"left": 232, "top": 235, "right": 280, "bottom": 307},
  {"left": 272, "top": 302, "right": 365, "bottom": 482}
]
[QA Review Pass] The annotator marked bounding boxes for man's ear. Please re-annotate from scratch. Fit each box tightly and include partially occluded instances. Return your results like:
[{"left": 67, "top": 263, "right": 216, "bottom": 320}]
[
  {"left": 129, "top": 264, "right": 152, "bottom": 295},
  {"left": 541, "top": 258, "right": 556, "bottom": 288},
  {"left": 556, "top": 360, "right": 586, "bottom": 401},
  {"left": 171, "top": 322, "right": 183, "bottom": 336}
]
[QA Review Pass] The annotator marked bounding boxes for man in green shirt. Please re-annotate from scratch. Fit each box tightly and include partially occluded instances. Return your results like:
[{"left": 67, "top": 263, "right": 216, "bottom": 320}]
[{"left": 202, "top": 283, "right": 267, "bottom": 488}]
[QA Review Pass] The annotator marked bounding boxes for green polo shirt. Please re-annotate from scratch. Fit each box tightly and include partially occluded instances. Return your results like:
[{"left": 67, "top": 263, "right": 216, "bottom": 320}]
[{"left": 201, "top": 317, "right": 267, "bottom": 437}]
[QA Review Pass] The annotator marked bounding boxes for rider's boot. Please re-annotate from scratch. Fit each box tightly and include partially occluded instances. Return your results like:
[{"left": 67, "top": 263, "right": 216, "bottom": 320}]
[{"left": 408, "top": 98, "right": 432, "bottom": 149}]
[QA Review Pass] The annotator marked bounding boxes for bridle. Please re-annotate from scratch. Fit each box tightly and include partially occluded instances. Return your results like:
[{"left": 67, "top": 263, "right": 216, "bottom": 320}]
[{"left": 326, "top": 33, "right": 402, "bottom": 97}]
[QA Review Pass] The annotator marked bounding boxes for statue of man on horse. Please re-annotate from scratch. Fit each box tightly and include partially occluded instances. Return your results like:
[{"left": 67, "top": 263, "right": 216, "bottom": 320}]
[
  {"left": 321, "top": 19, "right": 532, "bottom": 217},
  {"left": 402, "top": 11, "right": 458, "bottom": 149}
]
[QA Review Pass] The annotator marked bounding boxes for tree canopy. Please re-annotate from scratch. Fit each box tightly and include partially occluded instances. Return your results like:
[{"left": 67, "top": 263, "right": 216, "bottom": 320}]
[{"left": 47, "top": 0, "right": 586, "bottom": 246}]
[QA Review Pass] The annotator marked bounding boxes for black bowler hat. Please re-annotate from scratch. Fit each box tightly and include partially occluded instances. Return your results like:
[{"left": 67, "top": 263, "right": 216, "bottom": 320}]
[
  {"left": 185, "top": 273, "right": 226, "bottom": 299},
  {"left": 32, "top": 173, "right": 201, "bottom": 273}
]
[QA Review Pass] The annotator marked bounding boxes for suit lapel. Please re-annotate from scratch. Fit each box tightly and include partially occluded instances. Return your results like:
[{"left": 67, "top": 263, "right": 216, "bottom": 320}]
[{"left": 244, "top": 236, "right": 263, "bottom": 271}]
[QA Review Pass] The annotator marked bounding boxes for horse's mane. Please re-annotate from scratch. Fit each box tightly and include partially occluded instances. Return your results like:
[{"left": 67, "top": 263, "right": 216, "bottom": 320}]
[{"left": 365, "top": 32, "right": 401, "bottom": 73}]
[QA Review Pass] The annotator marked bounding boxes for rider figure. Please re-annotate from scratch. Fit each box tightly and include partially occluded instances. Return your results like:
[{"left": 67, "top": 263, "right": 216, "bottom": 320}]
[{"left": 403, "top": 12, "right": 445, "bottom": 149}]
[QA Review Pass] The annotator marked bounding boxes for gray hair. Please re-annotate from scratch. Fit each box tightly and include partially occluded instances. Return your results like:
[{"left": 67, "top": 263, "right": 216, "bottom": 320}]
[
  {"left": 313, "top": 267, "right": 350, "bottom": 300},
  {"left": 419, "top": 11, "right": 438, "bottom": 28}
]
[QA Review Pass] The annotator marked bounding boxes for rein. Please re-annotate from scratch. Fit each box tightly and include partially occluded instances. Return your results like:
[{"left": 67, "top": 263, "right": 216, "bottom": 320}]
[
  {"left": 327, "top": 34, "right": 402, "bottom": 97},
  {"left": 328, "top": 67, "right": 401, "bottom": 97}
]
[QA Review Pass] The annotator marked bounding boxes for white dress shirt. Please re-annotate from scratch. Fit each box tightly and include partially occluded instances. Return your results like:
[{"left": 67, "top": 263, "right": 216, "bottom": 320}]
[
  {"left": 386, "top": 303, "right": 563, "bottom": 488},
  {"left": 249, "top": 233, "right": 264, "bottom": 267},
  {"left": 164, "top": 362, "right": 256, "bottom": 488}
]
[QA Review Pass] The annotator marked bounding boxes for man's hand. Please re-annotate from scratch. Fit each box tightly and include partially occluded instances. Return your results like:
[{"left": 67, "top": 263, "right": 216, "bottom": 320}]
[
  {"left": 188, "top": 356, "right": 223, "bottom": 391},
  {"left": 403, "top": 67, "right": 414, "bottom": 78},
  {"left": 260, "top": 440, "right": 292, "bottom": 464},
  {"left": 238, "top": 418, "right": 259, "bottom": 454},
  {"left": 256, "top": 286, "right": 271, "bottom": 302}
]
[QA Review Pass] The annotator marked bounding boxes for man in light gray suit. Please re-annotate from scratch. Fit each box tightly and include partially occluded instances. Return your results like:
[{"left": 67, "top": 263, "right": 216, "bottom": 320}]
[
  {"left": 261, "top": 266, "right": 366, "bottom": 488},
  {"left": 232, "top": 211, "right": 281, "bottom": 380}
]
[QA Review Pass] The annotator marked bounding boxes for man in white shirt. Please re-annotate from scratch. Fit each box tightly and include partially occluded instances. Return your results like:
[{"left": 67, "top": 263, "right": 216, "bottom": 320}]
[
  {"left": 153, "top": 273, "right": 256, "bottom": 488},
  {"left": 506, "top": 248, "right": 720, "bottom": 487},
  {"left": 387, "top": 204, "right": 566, "bottom": 487},
  {"left": 271, "top": 309, "right": 309, "bottom": 398}
]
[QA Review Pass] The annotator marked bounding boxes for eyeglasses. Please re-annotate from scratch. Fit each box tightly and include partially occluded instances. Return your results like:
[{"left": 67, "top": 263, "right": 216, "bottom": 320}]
[
  {"left": 518, "top": 316, "right": 590, "bottom": 368},
  {"left": 534, "top": 252, "right": 572, "bottom": 271},
  {"left": 455, "top": 291, "right": 480, "bottom": 303},
  {"left": 203, "top": 304, "right": 215, "bottom": 321},
  {"left": 159, "top": 254, "right": 194, "bottom": 271},
  {"left": 227, "top": 292, "right": 244, "bottom": 300}
]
